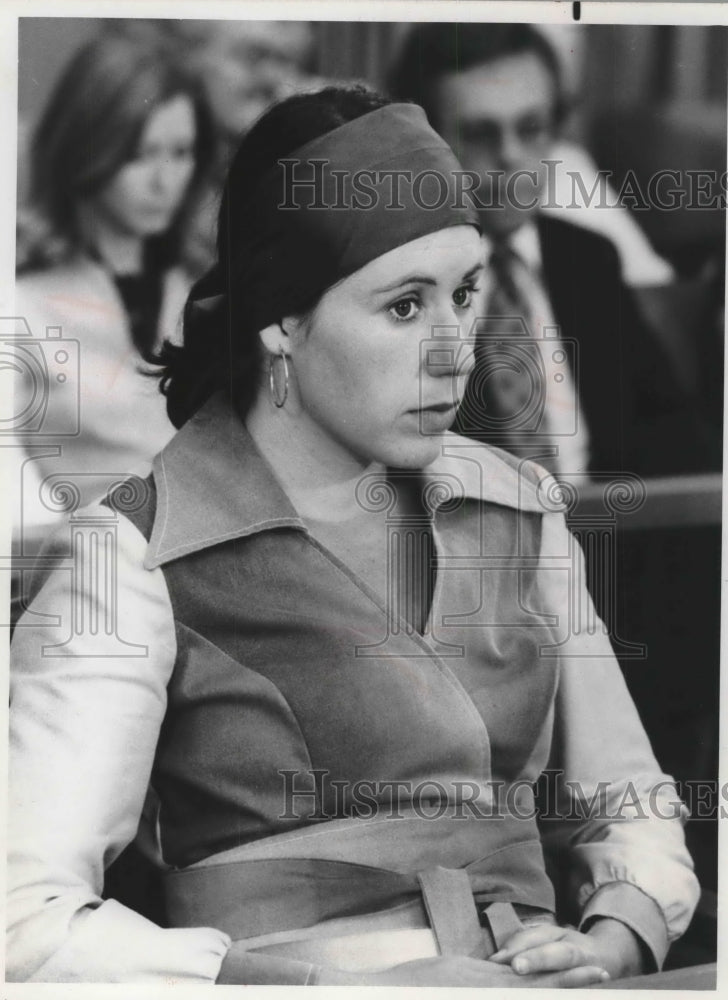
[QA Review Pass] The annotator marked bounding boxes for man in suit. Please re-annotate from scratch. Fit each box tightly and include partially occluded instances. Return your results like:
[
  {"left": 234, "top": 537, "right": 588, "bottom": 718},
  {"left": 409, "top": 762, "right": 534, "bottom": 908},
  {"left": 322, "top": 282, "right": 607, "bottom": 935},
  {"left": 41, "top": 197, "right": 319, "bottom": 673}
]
[{"left": 388, "top": 23, "right": 718, "bottom": 477}]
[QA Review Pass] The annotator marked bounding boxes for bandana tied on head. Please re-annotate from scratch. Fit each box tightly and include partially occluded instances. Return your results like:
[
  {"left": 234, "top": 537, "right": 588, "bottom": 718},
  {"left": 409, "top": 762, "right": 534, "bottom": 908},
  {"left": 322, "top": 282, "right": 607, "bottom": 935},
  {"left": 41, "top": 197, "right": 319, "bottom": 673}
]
[{"left": 194, "top": 103, "right": 481, "bottom": 330}]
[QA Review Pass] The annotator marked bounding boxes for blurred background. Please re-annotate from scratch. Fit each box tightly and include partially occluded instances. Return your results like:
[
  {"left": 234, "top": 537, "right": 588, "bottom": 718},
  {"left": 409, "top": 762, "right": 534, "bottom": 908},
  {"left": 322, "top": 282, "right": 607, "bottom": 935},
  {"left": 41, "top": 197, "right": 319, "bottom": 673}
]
[
  {"left": 17, "top": 19, "right": 727, "bottom": 411},
  {"left": 13, "top": 16, "right": 726, "bottom": 961},
  {"left": 18, "top": 20, "right": 728, "bottom": 271}
]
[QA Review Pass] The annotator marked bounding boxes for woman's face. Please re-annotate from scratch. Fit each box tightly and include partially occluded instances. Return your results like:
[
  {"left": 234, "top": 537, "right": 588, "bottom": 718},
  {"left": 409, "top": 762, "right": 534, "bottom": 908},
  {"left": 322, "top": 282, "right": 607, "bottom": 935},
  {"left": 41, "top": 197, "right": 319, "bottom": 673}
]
[
  {"left": 285, "top": 225, "right": 485, "bottom": 470},
  {"left": 92, "top": 94, "right": 197, "bottom": 239}
]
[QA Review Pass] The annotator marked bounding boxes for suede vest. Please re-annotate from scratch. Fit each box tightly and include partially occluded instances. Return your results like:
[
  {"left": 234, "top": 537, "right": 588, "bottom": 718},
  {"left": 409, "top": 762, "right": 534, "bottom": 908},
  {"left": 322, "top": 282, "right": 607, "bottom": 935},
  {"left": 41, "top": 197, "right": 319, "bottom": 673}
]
[{"left": 112, "top": 396, "right": 562, "bottom": 925}]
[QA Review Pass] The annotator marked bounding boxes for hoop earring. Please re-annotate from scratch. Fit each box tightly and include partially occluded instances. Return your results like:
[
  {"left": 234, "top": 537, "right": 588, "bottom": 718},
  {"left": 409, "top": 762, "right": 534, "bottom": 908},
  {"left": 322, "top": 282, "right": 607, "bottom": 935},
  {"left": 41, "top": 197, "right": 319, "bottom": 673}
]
[{"left": 269, "top": 348, "right": 289, "bottom": 408}]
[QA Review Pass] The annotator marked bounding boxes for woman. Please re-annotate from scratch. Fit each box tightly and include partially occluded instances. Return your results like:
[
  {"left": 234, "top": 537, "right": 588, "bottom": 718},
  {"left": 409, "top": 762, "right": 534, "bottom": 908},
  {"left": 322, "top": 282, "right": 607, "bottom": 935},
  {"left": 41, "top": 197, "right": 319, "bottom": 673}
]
[
  {"left": 8, "top": 86, "right": 699, "bottom": 986},
  {"left": 14, "top": 33, "right": 213, "bottom": 528}
]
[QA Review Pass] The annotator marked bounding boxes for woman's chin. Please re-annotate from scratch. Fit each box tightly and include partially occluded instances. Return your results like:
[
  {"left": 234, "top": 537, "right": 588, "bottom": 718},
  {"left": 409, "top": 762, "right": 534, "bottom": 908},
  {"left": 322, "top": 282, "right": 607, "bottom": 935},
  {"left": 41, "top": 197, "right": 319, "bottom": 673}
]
[{"left": 380, "top": 432, "right": 446, "bottom": 471}]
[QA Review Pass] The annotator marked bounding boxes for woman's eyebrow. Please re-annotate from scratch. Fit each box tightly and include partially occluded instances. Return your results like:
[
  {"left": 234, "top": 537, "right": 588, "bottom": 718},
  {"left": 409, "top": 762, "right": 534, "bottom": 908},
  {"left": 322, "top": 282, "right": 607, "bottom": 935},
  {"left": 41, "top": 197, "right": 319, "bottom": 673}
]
[
  {"left": 373, "top": 275, "right": 437, "bottom": 293},
  {"left": 461, "top": 262, "right": 485, "bottom": 280},
  {"left": 373, "top": 262, "right": 484, "bottom": 295}
]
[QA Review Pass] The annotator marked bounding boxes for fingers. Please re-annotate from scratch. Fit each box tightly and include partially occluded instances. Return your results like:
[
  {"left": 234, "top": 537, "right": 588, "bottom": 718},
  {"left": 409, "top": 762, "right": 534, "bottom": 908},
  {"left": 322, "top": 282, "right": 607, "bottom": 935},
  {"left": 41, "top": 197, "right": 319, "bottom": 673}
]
[
  {"left": 511, "top": 940, "right": 598, "bottom": 975},
  {"left": 371, "top": 955, "right": 610, "bottom": 988},
  {"left": 553, "top": 966, "right": 611, "bottom": 988},
  {"left": 490, "top": 924, "right": 567, "bottom": 963}
]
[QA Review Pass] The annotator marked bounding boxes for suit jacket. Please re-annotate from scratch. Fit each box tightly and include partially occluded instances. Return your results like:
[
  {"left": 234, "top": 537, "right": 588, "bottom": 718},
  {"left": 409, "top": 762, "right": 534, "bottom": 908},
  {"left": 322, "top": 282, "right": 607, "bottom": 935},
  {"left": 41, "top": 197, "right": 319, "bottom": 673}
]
[{"left": 461, "top": 215, "right": 719, "bottom": 478}]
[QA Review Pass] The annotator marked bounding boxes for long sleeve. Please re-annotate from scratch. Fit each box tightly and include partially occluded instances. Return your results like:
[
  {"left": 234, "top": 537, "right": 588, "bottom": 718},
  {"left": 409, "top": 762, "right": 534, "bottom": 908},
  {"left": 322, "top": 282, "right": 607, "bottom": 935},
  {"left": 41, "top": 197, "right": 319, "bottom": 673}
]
[
  {"left": 7, "top": 504, "right": 230, "bottom": 982},
  {"left": 534, "top": 510, "right": 700, "bottom": 969}
]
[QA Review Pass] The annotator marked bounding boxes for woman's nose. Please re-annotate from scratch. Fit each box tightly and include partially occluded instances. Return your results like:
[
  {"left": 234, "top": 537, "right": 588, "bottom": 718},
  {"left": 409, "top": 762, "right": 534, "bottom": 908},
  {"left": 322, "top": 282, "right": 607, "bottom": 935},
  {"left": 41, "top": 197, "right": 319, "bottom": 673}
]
[
  {"left": 149, "top": 160, "right": 167, "bottom": 193},
  {"left": 425, "top": 329, "right": 476, "bottom": 381},
  {"left": 150, "top": 158, "right": 179, "bottom": 196}
]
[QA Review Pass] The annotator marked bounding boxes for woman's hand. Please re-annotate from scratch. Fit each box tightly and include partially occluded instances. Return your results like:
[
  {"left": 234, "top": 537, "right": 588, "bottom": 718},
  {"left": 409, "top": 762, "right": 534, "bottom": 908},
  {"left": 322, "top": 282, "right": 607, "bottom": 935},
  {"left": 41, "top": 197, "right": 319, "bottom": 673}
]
[
  {"left": 489, "top": 918, "right": 646, "bottom": 981},
  {"left": 318, "top": 955, "right": 610, "bottom": 987}
]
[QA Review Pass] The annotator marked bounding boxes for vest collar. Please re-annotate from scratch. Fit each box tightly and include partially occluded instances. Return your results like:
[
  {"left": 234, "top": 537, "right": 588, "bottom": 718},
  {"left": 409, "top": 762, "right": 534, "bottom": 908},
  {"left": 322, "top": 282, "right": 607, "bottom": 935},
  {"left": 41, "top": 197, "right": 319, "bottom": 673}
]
[
  {"left": 145, "top": 393, "right": 547, "bottom": 570},
  {"left": 145, "top": 394, "right": 303, "bottom": 569}
]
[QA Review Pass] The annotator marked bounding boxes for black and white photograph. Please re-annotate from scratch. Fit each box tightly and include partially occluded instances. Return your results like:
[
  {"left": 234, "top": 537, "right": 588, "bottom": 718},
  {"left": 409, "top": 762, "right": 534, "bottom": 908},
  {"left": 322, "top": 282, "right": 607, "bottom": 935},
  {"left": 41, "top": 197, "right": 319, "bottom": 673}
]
[{"left": 2, "top": 1, "right": 725, "bottom": 991}]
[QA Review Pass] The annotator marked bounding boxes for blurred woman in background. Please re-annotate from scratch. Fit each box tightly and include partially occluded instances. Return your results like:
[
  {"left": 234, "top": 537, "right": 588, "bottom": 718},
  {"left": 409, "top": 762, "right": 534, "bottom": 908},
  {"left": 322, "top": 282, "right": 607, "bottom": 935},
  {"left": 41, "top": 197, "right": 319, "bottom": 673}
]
[{"left": 14, "top": 34, "right": 213, "bottom": 532}]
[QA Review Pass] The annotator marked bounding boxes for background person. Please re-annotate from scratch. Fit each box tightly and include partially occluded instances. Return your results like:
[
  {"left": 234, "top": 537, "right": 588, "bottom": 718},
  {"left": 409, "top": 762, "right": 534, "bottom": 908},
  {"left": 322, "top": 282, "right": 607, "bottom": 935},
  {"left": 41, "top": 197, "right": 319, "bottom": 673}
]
[
  {"left": 8, "top": 85, "right": 699, "bottom": 986},
  {"left": 13, "top": 34, "right": 214, "bottom": 540},
  {"left": 388, "top": 22, "right": 720, "bottom": 478},
  {"left": 165, "top": 19, "right": 320, "bottom": 273}
]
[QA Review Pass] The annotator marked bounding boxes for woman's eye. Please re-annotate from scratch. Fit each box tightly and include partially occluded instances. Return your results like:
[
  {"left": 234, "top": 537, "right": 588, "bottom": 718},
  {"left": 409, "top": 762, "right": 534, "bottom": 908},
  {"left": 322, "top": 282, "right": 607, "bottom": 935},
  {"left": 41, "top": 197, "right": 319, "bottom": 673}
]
[
  {"left": 388, "top": 297, "right": 420, "bottom": 322},
  {"left": 453, "top": 284, "right": 477, "bottom": 309},
  {"left": 130, "top": 150, "right": 156, "bottom": 166},
  {"left": 131, "top": 146, "right": 194, "bottom": 166}
]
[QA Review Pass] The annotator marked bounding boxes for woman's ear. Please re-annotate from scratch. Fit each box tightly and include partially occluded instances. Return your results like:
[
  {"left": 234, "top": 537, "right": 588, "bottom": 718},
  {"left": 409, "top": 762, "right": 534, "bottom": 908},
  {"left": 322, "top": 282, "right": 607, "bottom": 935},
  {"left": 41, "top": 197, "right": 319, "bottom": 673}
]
[
  {"left": 258, "top": 322, "right": 290, "bottom": 357},
  {"left": 258, "top": 316, "right": 306, "bottom": 357}
]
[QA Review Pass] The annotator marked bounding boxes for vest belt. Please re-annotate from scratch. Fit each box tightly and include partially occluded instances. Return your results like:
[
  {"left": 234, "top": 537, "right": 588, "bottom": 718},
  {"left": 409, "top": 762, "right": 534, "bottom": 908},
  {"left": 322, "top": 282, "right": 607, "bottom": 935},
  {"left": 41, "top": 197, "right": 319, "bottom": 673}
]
[
  {"left": 242, "top": 895, "right": 551, "bottom": 970},
  {"left": 164, "top": 810, "right": 555, "bottom": 946}
]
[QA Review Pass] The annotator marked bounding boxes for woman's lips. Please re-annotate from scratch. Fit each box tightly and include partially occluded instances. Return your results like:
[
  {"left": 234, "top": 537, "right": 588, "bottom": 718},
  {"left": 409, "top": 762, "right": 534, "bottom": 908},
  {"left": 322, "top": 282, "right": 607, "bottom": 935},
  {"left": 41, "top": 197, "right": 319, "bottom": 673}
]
[
  {"left": 420, "top": 402, "right": 459, "bottom": 413},
  {"left": 412, "top": 402, "right": 460, "bottom": 430}
]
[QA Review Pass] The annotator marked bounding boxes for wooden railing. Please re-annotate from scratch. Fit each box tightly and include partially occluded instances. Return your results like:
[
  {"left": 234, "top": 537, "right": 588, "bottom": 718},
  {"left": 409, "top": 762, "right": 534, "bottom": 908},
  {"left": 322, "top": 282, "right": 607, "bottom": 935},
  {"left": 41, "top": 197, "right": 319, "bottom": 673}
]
[{"left": 574, "top": 473, "right": 722, "bottom": 530}]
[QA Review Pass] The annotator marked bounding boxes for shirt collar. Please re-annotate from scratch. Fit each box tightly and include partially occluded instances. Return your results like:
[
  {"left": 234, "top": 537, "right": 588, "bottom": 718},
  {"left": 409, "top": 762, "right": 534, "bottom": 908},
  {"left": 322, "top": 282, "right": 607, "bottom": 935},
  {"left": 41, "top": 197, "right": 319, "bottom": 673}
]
[{"left": 145, "top": 393, "right": 546, "bottom": 569}]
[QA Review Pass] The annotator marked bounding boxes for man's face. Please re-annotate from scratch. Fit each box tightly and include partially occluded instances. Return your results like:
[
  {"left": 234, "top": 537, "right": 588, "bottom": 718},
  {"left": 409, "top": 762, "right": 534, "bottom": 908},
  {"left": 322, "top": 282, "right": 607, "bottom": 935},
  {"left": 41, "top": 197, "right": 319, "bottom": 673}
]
[
  {"left": 196, "top": 21, "right": 313, "bottom": 138},
  {"left": 432, "top": 52, "right": 557, "bottom": 238}
]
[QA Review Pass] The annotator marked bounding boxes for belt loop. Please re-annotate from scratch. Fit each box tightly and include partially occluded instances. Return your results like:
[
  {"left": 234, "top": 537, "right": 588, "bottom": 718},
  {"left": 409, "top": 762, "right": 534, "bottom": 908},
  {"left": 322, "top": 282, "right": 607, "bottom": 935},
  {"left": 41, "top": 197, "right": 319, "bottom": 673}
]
[{"left": 416, "top": 866, "right": 485, "bottom": 958}]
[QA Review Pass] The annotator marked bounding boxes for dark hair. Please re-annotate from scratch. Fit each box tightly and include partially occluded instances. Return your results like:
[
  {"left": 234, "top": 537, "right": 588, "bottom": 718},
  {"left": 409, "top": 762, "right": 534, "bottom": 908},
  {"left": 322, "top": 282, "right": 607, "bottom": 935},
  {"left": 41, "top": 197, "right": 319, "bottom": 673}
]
[
  {"left": 387, "top": 23, "right": 567, "bottom": 132},
  {"left": 19, "top": 33, "right": 214, "bottom": 272},
  {"left": 158, "top": 84, "right": 394, "bottom": 429}
]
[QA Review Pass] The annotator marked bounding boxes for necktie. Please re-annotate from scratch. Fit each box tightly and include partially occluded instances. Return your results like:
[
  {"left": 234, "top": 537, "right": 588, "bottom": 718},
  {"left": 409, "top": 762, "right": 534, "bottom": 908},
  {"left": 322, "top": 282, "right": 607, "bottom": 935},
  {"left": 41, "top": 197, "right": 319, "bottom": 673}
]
[{"left": 457, "top": 242, "right": 558, "bottom": 472}]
